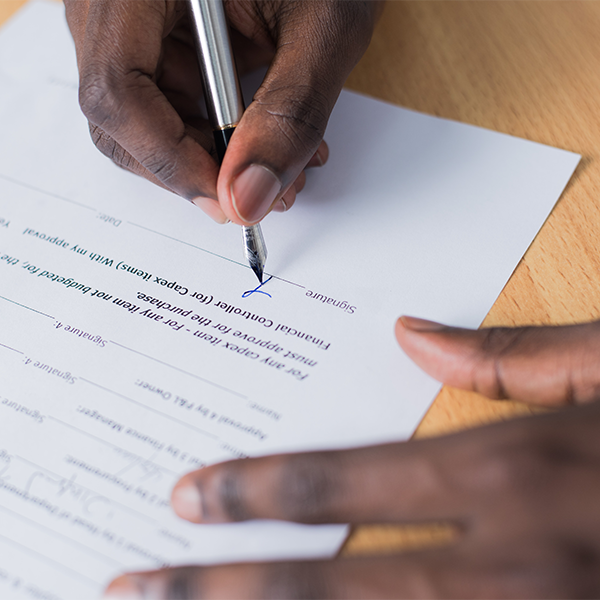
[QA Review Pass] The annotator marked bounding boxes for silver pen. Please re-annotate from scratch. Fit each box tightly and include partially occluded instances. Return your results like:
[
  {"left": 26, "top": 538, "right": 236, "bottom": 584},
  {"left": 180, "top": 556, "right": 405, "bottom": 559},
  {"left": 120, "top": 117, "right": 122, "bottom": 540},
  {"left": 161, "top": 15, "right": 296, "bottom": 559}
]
[{"left": 188, "top": 0, "right": 267, "bottom": 283}]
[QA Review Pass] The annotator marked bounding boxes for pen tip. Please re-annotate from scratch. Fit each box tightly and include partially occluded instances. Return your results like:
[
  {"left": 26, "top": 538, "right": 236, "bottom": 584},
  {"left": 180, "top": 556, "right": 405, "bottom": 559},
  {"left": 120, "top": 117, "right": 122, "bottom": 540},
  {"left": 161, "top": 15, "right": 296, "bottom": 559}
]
[{"left": 252, "top": 265, "right": 263, "bottom": 284}]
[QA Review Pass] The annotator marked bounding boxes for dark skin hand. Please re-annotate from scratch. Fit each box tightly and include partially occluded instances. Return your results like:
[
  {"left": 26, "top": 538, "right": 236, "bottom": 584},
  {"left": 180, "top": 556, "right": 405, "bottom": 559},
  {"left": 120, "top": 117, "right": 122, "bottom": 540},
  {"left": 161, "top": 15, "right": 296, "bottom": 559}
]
[
  {"left": 64, "top": 0, "right": 382, "bottom": 225},
  {"left": 104, "top": 316, "right": 600, "bottom": 598}
]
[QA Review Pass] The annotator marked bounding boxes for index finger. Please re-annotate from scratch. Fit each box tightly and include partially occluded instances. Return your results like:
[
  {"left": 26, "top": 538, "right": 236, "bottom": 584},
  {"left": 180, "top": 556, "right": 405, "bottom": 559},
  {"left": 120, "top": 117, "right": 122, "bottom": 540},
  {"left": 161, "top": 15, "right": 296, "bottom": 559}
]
[
  {"left": 74, "top": 0, "right": 219, "bottom": 202},
  {"left": 169, "top": 414, "right": 543, "bottom": 527}
]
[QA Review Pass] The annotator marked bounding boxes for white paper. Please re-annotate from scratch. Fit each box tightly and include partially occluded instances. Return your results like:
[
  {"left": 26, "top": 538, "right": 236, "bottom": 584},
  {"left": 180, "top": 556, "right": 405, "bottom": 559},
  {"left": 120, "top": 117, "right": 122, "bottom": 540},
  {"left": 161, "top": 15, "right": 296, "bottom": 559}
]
[{"left": 0, "top": 1, "right": 580, "bottom": 598}]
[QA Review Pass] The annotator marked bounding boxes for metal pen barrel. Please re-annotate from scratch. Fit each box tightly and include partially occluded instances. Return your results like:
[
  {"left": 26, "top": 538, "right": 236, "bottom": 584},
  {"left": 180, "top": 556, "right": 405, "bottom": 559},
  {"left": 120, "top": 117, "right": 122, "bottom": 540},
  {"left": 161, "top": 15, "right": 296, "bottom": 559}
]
[
  {"left": 188, "top": 0, "right": 268, "bottom": 283},
  {"left": 188, "top": 0, "right": 243, "bottom": 129}
]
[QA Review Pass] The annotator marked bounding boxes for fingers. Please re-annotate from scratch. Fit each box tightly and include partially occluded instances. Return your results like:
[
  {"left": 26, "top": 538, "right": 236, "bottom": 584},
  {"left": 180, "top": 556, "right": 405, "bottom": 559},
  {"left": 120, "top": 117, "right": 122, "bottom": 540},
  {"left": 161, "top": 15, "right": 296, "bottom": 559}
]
[
  {"left": 395, "top": 316, "right": 600, "bottom": 407},
  {"left": 105, "top": 549, "right": 538, "bottom": 600},
  {"left": 217, "top": 1, "right": 379, "bottom": 224},
  {"left": 103, "top": 554, "right": 465, "bottom": 600},
  {"left": 69, "top": 0, "right": 222, "bottom": 210},
  {"left": 104, "top": 563, "right": 327, "bottom": 600},
  {"left": 269, "top": 150, "right": 319, "bottom": 213},
  {"left": 168, "top": 399, "right": 600, "bottom": 528},
  {"left": 65, "top": 0, "right": 332, "bottom": 224},
  {"left": 169, "top": 430, "right": 504, "bottom": 526}
]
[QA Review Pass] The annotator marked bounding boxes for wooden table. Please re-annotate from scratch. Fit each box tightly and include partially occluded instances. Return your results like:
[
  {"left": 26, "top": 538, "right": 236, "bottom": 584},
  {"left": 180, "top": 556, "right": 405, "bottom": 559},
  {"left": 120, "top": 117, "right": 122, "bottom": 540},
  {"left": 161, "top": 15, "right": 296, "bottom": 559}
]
[
  {"left": 344, "top": 0, "right": 600, "bottom": 554},
  {"left": 1, "top": 0, "right": 598, "bottom": 556}
]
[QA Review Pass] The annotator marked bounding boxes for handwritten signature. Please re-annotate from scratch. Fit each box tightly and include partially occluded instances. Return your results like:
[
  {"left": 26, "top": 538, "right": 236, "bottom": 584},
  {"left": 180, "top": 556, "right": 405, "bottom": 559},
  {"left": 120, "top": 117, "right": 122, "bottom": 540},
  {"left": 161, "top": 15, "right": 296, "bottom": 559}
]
[{"left": 242, "top": 275, "right": 273, "bottom": 299}]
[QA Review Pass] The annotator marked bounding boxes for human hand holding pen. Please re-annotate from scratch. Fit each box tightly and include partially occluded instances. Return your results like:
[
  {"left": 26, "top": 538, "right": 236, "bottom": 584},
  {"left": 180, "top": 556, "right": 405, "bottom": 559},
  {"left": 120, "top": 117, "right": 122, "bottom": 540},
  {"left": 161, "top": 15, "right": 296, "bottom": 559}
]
[{"left": 64, "top": 0, "right": 382, "bottom": 225}]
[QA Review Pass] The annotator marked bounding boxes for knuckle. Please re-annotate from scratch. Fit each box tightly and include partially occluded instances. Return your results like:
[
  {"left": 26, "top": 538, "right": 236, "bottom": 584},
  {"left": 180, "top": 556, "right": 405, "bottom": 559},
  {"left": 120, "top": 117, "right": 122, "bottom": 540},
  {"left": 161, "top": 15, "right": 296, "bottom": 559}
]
[
  {"left": 554, "top": 538, "right": 599, "bottom": 570},
  {"left": 499, "top": 450, "right": 548, "bottom": 496},
  {"left": 81, "top": 72, "right": 185, "bottom": 190},
  {"left": 516, "top": 541, "right": 600, "bottom": 598},
  {"left": 474, "top": 327, "right": 533, "bottom": 398},
  {"left": 480, "top": 327, "right": 531, "bottom": 359},
  {"left": 162, "top": 566, "right": 200, "bottom": 600},
  {"left": 293, "top": 0, "right": 377, "bottom": 57},
  {"left": 481, "top": 539, "right": 600, "bottom": 598},
  {"left": 218, "top": 462, "right": 251, "bottom": 522},
  {"left": 278, "top": 453, "right": 339, "bottom": 522},
  {"left": 265, "top": 562, "right": 329, "bottom": 600},
  {"left": 79, "top": 69, "right": 120, "bottom": 129},
  {"left": 88, "top": 123, "right": 136, "bottom": 171},
  {"left": 474, "top": 437, "right": 545, "bottom": 497},
  {"left": 141, "top": 151, "right": 180, "bottom": 184},
  {"left": 322, "top": 0, "right": 378, "bottom": 47},
  {"left": 255, "top": 86, "right": 330, "bottom": 154},
  {"left": 479, "top": 431, "right": 577, "bottom": 501}
]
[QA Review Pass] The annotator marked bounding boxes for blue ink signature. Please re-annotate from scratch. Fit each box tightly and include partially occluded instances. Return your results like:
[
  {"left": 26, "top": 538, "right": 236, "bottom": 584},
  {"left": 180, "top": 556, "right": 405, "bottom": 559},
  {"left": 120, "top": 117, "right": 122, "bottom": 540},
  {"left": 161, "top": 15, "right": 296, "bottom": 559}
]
[{"left": 242, "top": 275, "right": 274, "bottom": 299}]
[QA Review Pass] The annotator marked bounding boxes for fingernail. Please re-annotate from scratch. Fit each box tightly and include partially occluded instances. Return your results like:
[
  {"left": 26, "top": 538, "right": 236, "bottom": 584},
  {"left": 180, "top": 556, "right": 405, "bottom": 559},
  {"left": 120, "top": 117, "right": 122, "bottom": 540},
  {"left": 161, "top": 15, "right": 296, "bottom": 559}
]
[
  {"left": 400, "top": 316, "right": 447, "bottom": 332},
  {"left": 272, "top": 186, "right": 295, "bottom": 213},
  {"left": 306, "top": 149, "right": 324, "bottom": 168},
  {"left": 272, "top": 198, "right": 288, "bottom": 213},
  {"left": 231, "top": 164, "right": 281, "bottom": 223},
  {"left": 171, "top": 479, "right": 203, "bottom": 523},
  {"left": 103, "top": 575, "right": 142, "bottom": 599},
  {"left": 191, "top": 196, "right": 229, "bottom": 224}
]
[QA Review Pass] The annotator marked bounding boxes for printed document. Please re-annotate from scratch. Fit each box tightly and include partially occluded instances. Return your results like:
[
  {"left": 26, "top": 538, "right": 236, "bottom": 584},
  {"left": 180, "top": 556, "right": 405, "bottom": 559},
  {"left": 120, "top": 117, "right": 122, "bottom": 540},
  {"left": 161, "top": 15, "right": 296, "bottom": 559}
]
[{"left": 0, "top": 2, "right": 580, "bottom": 598}]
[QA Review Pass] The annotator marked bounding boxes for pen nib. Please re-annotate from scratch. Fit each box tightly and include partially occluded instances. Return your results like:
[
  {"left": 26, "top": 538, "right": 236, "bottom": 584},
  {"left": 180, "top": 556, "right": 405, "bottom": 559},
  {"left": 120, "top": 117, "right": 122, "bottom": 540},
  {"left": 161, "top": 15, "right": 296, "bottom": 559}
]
[
  {"left": 243, "top": 224, "right": 267, "bottom": 285},
  {"left": 251, "top": 264, "right": 264, "bottom": 284}
]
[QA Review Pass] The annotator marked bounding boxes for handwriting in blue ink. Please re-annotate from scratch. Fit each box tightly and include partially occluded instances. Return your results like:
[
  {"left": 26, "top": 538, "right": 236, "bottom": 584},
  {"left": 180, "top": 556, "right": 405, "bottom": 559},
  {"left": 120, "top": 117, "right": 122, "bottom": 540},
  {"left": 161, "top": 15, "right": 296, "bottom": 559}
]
[{"left": 242, "top": 275, "right": 274, "bottom": 299}]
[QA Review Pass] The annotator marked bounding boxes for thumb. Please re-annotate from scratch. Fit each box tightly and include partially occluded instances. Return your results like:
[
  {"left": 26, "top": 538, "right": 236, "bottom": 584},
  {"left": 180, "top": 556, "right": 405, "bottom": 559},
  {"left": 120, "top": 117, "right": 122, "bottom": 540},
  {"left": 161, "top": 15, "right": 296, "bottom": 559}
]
[
  {"left": 395, "top": 316, "right": 600, "bottom": 407},
  {"left": 217, "top": 1, "right": 380, "bottom": 225}
]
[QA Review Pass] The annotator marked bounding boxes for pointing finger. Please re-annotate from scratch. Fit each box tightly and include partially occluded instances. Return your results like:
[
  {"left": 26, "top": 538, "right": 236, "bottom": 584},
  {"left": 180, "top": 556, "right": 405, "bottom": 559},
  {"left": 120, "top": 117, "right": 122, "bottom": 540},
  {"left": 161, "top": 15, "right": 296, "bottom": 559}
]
[
  {"left": 169, "top": 423, "right": 522, "bottom": 527},
  {"left": 169, "top": 401, "right": 595, "bottom": 528}
]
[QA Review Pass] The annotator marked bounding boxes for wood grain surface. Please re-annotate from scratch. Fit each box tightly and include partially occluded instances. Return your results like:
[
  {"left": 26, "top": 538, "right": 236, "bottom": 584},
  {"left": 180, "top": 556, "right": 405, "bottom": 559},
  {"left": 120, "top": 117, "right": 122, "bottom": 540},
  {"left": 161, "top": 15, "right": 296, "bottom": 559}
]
[{"left": 1, "top": 0, "right": 597, "bottom": 556}]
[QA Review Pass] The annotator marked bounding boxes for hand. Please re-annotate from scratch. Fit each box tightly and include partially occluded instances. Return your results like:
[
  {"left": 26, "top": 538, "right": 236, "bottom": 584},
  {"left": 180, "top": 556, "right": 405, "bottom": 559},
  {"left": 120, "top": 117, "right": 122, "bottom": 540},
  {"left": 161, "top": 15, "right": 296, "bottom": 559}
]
[
  {"left": 64, "top": 0, "right": 381, "bottom": 224},
  {"left": 104, "top": 317, "right": 600, "bottom": 598}
]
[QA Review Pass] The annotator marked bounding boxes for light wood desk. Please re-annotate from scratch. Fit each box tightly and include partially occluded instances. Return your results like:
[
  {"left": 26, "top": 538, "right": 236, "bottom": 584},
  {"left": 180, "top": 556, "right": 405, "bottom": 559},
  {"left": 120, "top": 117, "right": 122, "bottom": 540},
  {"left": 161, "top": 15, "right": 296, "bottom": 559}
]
[{"left": 1, "top": 0, "right": 597, "bottom": 556}]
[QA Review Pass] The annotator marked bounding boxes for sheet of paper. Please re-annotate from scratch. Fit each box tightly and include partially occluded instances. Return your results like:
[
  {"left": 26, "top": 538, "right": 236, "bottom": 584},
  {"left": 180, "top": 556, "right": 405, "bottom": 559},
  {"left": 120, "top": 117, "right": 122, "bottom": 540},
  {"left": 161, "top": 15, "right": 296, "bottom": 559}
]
[{"left": 0, "top": 1, "right": 580, "bottom": 598}]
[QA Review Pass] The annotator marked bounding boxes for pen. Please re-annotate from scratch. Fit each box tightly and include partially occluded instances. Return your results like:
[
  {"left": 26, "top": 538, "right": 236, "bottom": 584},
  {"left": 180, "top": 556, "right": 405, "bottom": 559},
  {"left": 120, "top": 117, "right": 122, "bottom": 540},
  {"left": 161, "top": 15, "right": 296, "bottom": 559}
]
[{"left": 188, "top": 0, "right": 268, "bottom": 283}]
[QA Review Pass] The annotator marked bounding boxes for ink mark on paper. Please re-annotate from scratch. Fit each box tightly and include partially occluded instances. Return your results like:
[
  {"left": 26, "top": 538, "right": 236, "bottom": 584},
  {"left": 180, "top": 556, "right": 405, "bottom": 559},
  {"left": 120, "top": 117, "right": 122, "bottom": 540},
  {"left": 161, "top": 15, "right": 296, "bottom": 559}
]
[{"left": 242, "top": 276, "right": 273, "bottom": 299}]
